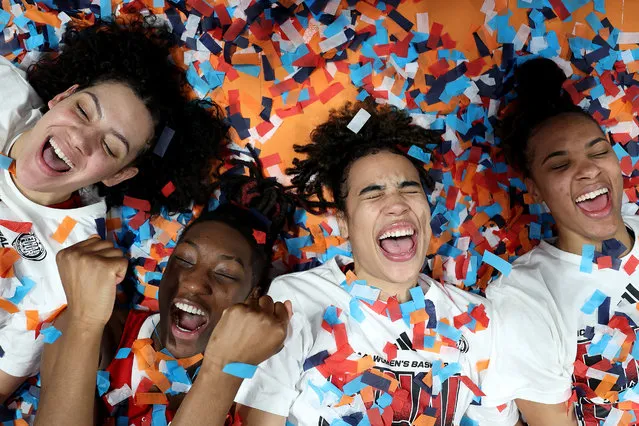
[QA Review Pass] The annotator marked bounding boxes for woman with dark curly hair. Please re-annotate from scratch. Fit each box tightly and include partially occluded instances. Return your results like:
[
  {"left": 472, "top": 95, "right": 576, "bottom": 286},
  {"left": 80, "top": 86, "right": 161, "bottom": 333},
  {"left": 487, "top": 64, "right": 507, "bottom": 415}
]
[
  {"left": 234, "top": 101, "right": 522, "bottom": 426},
  {"left": 0, "top": 16, "right": 227, "bottom": 400},
  {"left": 34, "top": 146, "right": 296, "bottom": 426}
]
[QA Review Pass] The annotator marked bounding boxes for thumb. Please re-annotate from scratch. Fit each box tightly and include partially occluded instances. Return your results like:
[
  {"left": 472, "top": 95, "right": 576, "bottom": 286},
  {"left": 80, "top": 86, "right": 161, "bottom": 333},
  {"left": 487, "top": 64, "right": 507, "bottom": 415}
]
[{"left": 284, "top": 300, "right": 293, "bottom": 319}]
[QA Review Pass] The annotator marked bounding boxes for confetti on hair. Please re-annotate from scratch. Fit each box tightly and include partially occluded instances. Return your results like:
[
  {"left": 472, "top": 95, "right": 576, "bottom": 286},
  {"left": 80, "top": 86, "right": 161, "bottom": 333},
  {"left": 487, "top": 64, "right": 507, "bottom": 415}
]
[{"left": 346, "top": 108, "right": 372, "bottom": 134}]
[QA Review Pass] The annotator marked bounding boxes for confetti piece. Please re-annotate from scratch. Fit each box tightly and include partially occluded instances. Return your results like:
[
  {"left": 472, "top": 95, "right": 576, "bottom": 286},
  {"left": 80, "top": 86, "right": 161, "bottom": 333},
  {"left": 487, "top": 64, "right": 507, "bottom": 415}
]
[
  {"left": 252, "top": 229, "right": 266, "bottom": 244},
  {"left": 0, "top": 220, "right": 32, "bottom": 233},
  {"left": 481, "top": 251, "right": 512, "bottom": 276},
  {"left": 346, "top": 108, "right": 371, "bottom": 134},
  {"left": 0, "top": 154, "right": 13, "bottom": 169},
  {"left": 581, "top": 244, "right": 596, "bottom": 273},
  {"left": 222, "top": 362, "right": 257, "bottom": 379},
  {"left": 51, "top": 216, "right": 78, "bottom": 244},
  {"left": 97, "top": 370, "right": 110, "bottom": 396},
  {"left": 40, "top": 325, "right": 62, "bottom": 344},
  {"left": 581, "top": 289, "right": 609, "bottom": 315}
]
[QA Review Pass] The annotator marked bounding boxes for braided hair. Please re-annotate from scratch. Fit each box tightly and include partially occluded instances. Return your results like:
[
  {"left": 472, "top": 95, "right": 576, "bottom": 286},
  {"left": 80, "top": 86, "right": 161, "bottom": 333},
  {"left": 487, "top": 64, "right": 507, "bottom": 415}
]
[
  {"left": 27, "top": 15, "right": 228, "bottom": 213},
  {"left": 498, "top": 57, "right": 602, "bottom": 177},
  {"left": 287, "top": 100, "right": 439, "bottom": 215},
  {"left": 182, "top": 145, "right": 297, "bottom": 291}
]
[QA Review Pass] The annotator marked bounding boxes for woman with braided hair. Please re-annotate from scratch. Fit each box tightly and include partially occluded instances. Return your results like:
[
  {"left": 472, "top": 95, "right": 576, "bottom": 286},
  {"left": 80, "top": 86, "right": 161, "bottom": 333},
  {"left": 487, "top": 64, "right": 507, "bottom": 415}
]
[
  {"left": 33, "top": 145, "right": 297, "bottom": 425},
  {"left": 235, "top": 101, "right": 522, "bottom": 426},
  {"left": 0, "top": 15, "right": 228, "bottom": 399}
]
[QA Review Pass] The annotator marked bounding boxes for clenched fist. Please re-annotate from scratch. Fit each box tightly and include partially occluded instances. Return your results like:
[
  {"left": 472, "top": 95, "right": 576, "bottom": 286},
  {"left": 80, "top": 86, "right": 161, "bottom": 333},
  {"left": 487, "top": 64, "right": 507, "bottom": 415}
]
[
  {"left": 56, "top": 237, "right": 128, "bottom": 327},
  {"left": 203, "top": 295, "right": 292, "bottom": 370}
]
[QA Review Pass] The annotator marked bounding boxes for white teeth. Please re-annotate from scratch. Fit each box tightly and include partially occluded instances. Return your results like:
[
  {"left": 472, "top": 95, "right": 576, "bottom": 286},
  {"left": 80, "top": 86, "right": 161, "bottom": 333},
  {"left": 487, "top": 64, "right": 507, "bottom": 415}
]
[
  {"left": 379, "top": 228, "right": 415, "bottom": 240},
  {"left": 174, "top": 301, "right": 206, "bottom": 316},
  {"left": 49, "top": 138, "right": 75, "bottom": 169},
  {"left": 575, "top": 187, "right": 609, "bottom": 203}
]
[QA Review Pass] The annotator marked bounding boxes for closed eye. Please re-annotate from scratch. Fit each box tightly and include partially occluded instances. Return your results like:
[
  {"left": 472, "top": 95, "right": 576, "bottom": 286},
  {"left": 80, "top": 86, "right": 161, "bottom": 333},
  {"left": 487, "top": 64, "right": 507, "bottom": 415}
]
[
  {"left": 176, "top": 257, "right": 194, "bottom": 266},
  {"left": 550, "top": 163, "right": 568, "bottom": 171},
  {"left": 215, "top": 272, "right": 238, "bottom": 282},
  {"left": 592, "top": 150, "right": 609, "bottom": 158},
  {"left": 76, "top": 104, "right": 88, "bottom": 120},
  {"left": 103, "top": 141, "right": 115, "bottom": 158},
  {"left": 364, "top": 193, "right": 383, "bottom": 200}
]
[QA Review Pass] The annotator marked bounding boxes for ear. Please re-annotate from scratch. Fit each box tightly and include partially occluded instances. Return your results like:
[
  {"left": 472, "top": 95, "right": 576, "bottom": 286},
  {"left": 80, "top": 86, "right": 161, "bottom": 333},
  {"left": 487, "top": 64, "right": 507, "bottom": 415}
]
[
  {"left": 101, "top": 166, "right": 138, "bottom": 187},
  {"left": 336, "top": 210, "right": 349, "bottom": 240},
  {"left": 47, "top": 85, "right": 79, "bottom": 109},
  {"left": 524, "top": 177, "right": 544, "bottom": 204}
]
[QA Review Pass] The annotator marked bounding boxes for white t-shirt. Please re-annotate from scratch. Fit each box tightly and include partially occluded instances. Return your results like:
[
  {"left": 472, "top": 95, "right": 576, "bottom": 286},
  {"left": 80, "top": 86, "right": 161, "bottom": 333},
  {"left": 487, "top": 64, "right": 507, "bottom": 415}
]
[
  {"left": 235, "top": 256, "right": 519, "bottom": 426},
  {"left": 0, "top": 56, "right": 107, "bottom": 377},
  {"left": 485, "top": 215, "right": 639, "bottom": 425}
]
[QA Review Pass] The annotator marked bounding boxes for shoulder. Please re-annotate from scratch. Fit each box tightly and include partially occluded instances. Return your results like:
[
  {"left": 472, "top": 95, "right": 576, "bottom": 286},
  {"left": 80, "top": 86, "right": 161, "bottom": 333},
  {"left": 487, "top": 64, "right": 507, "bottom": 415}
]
[{"left": 268, "top": 258, "right": 350, "bottom": 322}]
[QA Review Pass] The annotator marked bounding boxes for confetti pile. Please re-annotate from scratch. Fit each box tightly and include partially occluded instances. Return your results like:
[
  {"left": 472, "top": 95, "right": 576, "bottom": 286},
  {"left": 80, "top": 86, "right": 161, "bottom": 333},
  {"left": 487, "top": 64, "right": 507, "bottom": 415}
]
[{"left": 2, "top": 0, "right": 639, "bottom": 423}]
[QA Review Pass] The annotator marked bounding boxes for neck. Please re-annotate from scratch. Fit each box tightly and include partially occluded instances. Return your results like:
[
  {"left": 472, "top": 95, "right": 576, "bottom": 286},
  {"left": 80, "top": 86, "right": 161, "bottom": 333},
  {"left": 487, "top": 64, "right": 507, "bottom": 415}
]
[
  {"left": 9, "top": 132, "right": 73, "bottom": 206},
  {"left": 557, "top": 221, "right": 634, "bottom": 257},
  {"left": 353, "top": 266, "right": 421, "bottom": 303}
]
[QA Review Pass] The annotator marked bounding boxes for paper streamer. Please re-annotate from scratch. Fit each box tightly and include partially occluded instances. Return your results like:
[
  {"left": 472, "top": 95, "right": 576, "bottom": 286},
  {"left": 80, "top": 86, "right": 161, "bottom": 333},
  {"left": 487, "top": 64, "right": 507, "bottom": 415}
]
[{"left": 222, "top": 362, "right": 258, "bottom": 379}]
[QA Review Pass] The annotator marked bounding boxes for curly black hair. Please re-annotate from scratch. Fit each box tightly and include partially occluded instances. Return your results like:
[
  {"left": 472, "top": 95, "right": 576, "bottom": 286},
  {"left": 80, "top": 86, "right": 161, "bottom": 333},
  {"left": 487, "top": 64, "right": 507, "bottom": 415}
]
[
  {"left": 26, "top": 15, "right": 228, "bottom": 213},
  {"left": 181, "top": 145, "right": 297, "bottom": 291},
  {"left": 498, "top": 57, "right": 602, "bottom": 177},
  {"left": 287, "top": 100, "right": 439, "bottom": 214}
]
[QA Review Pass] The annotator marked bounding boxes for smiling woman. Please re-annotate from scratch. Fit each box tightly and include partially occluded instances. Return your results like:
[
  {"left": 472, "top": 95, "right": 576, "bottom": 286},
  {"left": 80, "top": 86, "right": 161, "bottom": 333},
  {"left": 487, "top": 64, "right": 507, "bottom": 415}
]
[
  {"left": 0, "top": 15, "right": 229, "bottom": 403},
  {"left": 34, "top": 145, "right": 298, "bottom": 426},
  {"left": 481, "top": 57, "right": 638, "bottom": 426},
  {"left": 233, "top": 101, "right": 522, "bottom": 426}
]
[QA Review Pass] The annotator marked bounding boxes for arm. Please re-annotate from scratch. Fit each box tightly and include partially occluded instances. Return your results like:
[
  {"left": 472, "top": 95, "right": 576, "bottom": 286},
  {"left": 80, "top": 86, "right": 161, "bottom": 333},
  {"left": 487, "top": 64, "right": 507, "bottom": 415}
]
[
  {"left": 171, "top": 296, "right": 291, "bottom": 426},
  {"left": 236, "top": 405, "right": 286, "bottom": 426},
  {"left": 34, "top": 238, "right": 128, "bottom": 426},
  {"left": 516, "top": 400, "right": 577, "bottom": 426},
  {"left": 0, "top": 371, "right": 27, "bottom": 404}
]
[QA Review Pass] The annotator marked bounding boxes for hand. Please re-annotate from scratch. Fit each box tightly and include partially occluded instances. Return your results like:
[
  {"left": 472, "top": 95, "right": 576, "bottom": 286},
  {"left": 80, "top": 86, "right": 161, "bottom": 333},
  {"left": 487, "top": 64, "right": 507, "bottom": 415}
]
[
  {"left": 56, "top": 237, "right": 128, "bottom": 327},
  {"left": 203, "top": 295, "right": 292, "bottom": 370}
]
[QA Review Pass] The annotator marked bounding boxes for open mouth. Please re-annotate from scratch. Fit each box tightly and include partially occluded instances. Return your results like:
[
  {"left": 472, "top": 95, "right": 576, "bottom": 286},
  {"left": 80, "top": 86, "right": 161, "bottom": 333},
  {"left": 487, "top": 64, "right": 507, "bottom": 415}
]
[
  {"left": 377, "top": 223, "right": 418, "bottom": 262},
  {"left": 574, "top": 187, "right": 612, "bottom": 217},
  {"left": 41, "top": 137, "right": 75, "bottom": 173},
  {"left": 170, "top": 300, "right": 210, "bottom": 339}
]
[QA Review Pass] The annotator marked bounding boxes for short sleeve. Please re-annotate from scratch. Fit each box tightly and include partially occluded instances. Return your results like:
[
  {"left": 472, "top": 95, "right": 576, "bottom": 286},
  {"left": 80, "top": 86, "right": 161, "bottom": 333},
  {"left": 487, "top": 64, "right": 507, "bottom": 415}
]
[
  {"left": 0, "top": 310, "right": 41, "bottom": 377},
  {"left": 0, "top": 56, "right": 43, "bottom": 147},
  {"left": 465, "top": 400, "right": 520, "bottom": 426},
  {"left": 233, "top": 278, "right": 313, "bottom": 416},
  {"left": 481, "top": 272, "right": 573, "bottom": 405}
]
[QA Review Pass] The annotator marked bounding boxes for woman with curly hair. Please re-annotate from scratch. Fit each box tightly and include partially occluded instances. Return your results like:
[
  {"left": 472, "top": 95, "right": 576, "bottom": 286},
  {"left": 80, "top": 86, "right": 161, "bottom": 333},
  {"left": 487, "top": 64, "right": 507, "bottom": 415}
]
[
  {"left": 234, "top": 101, "right": 522, "bottom": 426},
  {"left": 0, "top": 16, "right": 227, "bottom": 400},
  {"left": 34, "top": 146, "right": 296, "bottom": 425}
]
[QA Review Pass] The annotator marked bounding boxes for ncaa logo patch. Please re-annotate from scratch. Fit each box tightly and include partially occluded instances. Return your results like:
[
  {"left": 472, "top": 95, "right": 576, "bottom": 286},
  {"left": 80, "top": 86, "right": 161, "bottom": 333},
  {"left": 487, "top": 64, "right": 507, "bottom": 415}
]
[{"left": 12, "top": 232, "right": 47, "bottom": 261}]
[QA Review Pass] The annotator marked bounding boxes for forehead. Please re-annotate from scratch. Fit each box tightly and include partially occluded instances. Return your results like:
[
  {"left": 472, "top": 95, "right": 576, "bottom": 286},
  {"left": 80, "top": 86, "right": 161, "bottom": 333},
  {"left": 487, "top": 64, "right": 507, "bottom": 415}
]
[
  {"left": 347, "top": 151, "right": 421, "bottom": 190},
  {"left": 181, "top": 221, "right": 253, "bottom": 260},
  {"left": 529, "top": 113, "right": 604, "bottom": 156}
]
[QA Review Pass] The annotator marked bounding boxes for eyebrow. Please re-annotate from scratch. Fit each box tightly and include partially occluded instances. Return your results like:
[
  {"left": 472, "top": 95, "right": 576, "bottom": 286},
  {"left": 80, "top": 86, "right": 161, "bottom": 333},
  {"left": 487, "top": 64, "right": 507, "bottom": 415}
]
[
  {"left": 358, "top": 180, "right": 422, "bottom": 196},
  {"left": 359, "top": 184, "right": 384, "bottom": 196},
  {"left": 541, "top": 137, "right": 608, "bottom": 165},
  {"left": 183, "top": 240, "right": 245, "bottom": 268},
  {"left": 85, "top": 91, "right": 130, "bottom": 154}
]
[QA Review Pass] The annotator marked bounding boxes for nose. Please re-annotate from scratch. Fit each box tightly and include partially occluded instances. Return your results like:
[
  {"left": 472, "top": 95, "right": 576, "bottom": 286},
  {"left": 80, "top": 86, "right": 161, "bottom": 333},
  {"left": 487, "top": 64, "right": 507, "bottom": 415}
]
[
  {"left": 68, "top": 125, "right": 100, "bottom": 156},
  {"left": 178, "top": 267, "right": 213, "bottom": 296},
  {"left": 383, "top": 192, "right": 410, "bottom": 216},
  {"left": 576, "top": 157, "right": 602, "bottom": 180}
]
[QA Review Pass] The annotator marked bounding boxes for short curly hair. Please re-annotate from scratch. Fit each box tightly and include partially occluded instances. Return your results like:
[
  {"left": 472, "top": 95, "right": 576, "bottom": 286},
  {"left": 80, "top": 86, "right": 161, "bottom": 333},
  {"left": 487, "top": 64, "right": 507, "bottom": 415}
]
[
  {"left": 287, "top": 100, "right": 438, "bottom": 214},
  {"left": 182, "top": 145, "right": 298, "bottom": 291},
  {"left": 27, "top": 15, "right": 228, "bottom": 213},
  {"left": 498, "top": 57, "right": 601, "bottom": 177}
]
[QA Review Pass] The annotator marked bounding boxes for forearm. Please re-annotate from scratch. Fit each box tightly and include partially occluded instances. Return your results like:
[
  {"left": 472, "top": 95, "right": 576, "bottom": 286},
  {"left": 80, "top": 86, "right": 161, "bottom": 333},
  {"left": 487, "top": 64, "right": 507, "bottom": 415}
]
[
  {"left": 516, "top": 399, "right": 577, "bottom": 426},
  {"left": 35, "top": 321, "right": 103, "bottom": 426},
  {"left": 171, "top": 360, "right": 243, "bottom": 426}
]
